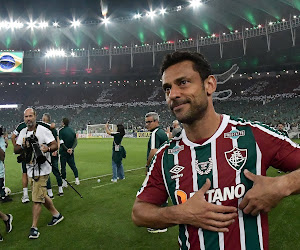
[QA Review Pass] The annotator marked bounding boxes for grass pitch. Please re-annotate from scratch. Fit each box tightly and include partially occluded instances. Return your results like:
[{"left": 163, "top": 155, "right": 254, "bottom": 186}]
[{"left": 0, "top": 138, "right": 299, "bottom": 249}]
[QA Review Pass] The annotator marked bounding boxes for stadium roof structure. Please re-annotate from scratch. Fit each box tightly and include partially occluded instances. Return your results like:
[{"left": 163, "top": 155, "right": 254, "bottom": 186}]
[
  {"left": 0, "top": 0, "right": 300, "bottom": 75},
  {"left": 0, "top": 0, "right": 299, "bottom": 49}
]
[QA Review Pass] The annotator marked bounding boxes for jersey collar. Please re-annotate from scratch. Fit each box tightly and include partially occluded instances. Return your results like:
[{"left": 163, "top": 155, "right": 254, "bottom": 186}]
[{"left": 181, "top": 114, "right": 230, "bottom": 147}]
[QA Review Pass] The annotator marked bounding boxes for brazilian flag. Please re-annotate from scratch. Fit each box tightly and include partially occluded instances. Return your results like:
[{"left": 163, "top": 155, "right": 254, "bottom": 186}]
[{"left": 0, "top": 51, "right": 23, "bottom": 73}]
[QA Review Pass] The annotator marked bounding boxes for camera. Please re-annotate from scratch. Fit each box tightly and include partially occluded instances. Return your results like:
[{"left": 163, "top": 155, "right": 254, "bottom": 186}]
[{"left": 17, "top": 134, "right": 47, "bottom": 165}]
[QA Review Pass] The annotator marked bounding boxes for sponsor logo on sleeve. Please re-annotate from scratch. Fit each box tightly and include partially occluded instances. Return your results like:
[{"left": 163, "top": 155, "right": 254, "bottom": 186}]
[
  {"left": 168, "top": 145, "right": 184, "bottom": 155},
  {"left": 224, "top": 129, "right": 245, "bottom": 140}
]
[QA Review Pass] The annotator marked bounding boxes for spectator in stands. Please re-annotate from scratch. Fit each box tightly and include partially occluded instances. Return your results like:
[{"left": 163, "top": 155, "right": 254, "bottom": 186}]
[
  {"left": 105, "top": 123, "right": 126, "bottom": 183},
  {"left": 277, "top": 122, "right": 289, "bottom": 137},
  {"left": 59, "top": 118, "right": 80, "bottom": 186}
]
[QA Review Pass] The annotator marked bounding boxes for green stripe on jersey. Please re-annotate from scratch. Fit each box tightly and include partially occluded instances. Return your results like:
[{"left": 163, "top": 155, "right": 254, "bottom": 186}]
[
  {"left": 237, "top": 125, "right": 261, "bottom": 250},
  {"left": 195, "top": 144, "right": 220, "bottom": 250}
]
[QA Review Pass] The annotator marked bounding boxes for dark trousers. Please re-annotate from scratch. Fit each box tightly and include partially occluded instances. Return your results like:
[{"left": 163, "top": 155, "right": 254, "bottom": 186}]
[
  {"left": 60, "top": 153, "right": 78, "bottom": 179},
  {"left": 46, "top": 156, "right": 63, "bottom": 189}
]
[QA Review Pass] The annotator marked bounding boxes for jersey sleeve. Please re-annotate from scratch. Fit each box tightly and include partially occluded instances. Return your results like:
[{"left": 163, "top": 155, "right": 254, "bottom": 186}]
[
  {"left": 253, "top": 126, "right": 300, "bottom": 172},
  {"left": 43, "top": 127, "right": 55, "bottom": 144},
  {"left": 16, "top": 130, "right": 25, "bottom": 146},
  {"left": 137, "top": 148, "right": 169, "bottom": 205}
]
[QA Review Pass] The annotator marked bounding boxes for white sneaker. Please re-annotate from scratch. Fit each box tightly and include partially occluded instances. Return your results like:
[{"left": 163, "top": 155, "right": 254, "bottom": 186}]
[
  {"left": 62, "top": 180, "right": 68, "bottom": 188},
  {"left": 111, "top": 179, "right": 117, "bottom": 183},
  {"left": 21, "top": 195, "right": 30, "bottom": 203},
  {"left": 75, "top": 179, "right": 80, "bottom": 185}
]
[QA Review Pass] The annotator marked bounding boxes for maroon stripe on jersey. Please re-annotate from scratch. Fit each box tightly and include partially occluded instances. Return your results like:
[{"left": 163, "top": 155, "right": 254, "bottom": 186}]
[
  {"left": 216, "top": 124, "right": 242, "bottom": 250},
  {"left": 137, "top": 145, "right": 169, "bottom": 205},
  {"left": 261, "top": 213, "right": 269, "bottom": 250},
  {"left": 177, "top": 141, "right": 201, "bottom": 249},
  {"left": 177, "top": 140, "right": 194, "bottom": 194}
]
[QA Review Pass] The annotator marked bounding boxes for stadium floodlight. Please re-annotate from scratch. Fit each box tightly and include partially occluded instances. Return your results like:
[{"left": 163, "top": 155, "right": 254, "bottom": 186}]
[
  {"left": 133, "top": 13, "right": 142, "bottom": 19},
  {"left": 71, "top": 52, "right": 75, "bottom": 56},
  {"left": 269, "top": 22, "right": 273, "bottom": 25},
  {"left": 147, "top": 10, "right": 156, "bottom": 18},
  {"left": 53, "top": 21, "right": 59, "bottom": 27},
  {"left": 0, "top": 21, "right": 7, "bottom": 29},
  {"left": 0, "top": 104, "right": 18, "bottom": 109},
  {"left": 71, "top": 20, "right": 81, "bottom": 28},
  {"left": 45, "top": 49, "right": 66, "bottom": 58},
  {"left": 28, "top": 21, "right": 36, "bottom": 29},
  {"left": 282, "top": 18, "right": 286, "bottom": 22},
  {"left": 38, "top": 21, "right": 48, "bottom": 28},
  {"left": 102, "top": 17, "right": 110, "bottom": 25},
  {"left": 189, "top": 0, "right": 203, "bottom": 8},
  {"left": 9, "top": 21, "right": 24, "bottom": 29},
  {"left": 160, "top": 8, "right": 167, "bottom": 15}
]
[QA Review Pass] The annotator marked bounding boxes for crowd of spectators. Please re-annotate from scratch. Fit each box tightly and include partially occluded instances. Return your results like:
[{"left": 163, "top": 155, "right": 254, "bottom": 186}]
[{"left": 0, "top": 73, "right": 299, "bottom": 135}]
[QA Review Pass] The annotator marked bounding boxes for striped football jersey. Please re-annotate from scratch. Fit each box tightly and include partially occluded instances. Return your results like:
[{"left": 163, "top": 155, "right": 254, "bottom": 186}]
[{"left": 137, "top": 114, "right": 300, "bottom": 250}]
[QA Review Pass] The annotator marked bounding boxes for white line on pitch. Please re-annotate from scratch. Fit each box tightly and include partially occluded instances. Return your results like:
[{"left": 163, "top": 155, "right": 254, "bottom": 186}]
[{"left": 92, "top": 183, "right": 114, "bottom": 189}]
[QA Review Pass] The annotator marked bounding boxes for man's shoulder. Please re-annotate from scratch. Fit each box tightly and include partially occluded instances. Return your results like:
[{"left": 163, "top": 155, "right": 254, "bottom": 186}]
[
  {"left": 15, "top": 122, "right": 26, "bottom": 131},
  {"left": 37, "top": 121, "right": 51, "bottom": 129}
]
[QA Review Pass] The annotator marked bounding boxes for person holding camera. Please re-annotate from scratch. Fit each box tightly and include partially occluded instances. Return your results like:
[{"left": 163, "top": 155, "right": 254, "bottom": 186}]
[
  {"left": 12, "top": 120, "right": 55, "bottom": 203},
  {"left": 14, "top": 108, "right": 64, "bottom": 239}
]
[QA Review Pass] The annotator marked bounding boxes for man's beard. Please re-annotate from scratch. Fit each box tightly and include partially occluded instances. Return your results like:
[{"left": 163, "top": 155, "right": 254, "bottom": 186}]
[
  {"left": 170, "top": 99, "right": 208, "bottom": 125},
  {"left": 26, "top": 121, "right": 35, "bottom": 129}
]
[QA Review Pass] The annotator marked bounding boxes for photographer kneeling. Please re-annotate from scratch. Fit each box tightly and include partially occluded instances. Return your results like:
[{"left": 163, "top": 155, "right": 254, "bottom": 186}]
[{"left": 14, "top": 108, "right": 64, "bottom": 239}]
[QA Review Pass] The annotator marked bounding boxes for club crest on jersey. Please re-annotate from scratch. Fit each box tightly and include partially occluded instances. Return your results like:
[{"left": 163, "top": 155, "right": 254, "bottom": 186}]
[
  {"left": 168, "top": 145, "right": 184, "bottom": 155},
  {"left": 170, "top": 165, "right": 184, "bottom": 179},
  {"left": 195, "top": 158, "right": 213, "bottom": 175},
  {"left": 225, "top": 147, "right": 247, "bottom": 171},
  {"left": 224, "top": 129, "right": 245, "bottom": 140}
]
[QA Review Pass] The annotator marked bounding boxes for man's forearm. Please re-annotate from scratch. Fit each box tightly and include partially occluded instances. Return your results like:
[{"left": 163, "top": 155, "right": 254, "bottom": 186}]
[
  {"left": 132, "top": 198, "right": 178, "bottom": 229},
  {"left": 281, "top": 168, "right": 300, "bottom": 195},
  {"left": 72, "top": 138, "right": 78, "bottom": 149},
  {"left": 14, "top": 145, "right": 22, "bottom": 154}
]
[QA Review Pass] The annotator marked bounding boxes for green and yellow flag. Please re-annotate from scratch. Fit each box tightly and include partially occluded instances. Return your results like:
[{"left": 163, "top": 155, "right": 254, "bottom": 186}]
[{"left": 0, "top": 51, "right": 23, "bottom": 73}]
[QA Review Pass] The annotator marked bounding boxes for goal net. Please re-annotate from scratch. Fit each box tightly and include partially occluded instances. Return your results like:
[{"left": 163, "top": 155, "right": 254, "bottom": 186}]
[{"left": 86, "top": 123, "right": 117, "bottom": 138}]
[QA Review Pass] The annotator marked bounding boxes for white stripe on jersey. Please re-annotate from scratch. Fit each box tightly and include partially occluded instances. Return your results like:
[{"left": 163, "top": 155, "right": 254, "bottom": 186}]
[
  {"left": 151, "top": 128, "right": 159, "bottom": 149},
  {"left": 210, "top": 140, "right": 224, "bottom": 250},
  {"left": 175, "top": 141, "right": 180, "bottom": 190},
  {"left": 256, "top": 144, "right": 264, "bottom": 250},
  {"left": 230, "top": 126, "right": 246, "bottom": 250}
]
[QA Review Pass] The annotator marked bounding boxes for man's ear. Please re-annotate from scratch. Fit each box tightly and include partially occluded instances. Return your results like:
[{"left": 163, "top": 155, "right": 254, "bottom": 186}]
[{"left": 204, "top": 75, "right": 217, "bottom": 96}]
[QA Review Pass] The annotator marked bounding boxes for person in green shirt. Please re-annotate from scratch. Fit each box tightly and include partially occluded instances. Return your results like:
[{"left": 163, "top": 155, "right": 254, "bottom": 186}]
[
  {"left": 42, "top": 113, "right": 63, "bottom": 197},
  {"left": 105, "top": 123, "right": 126, "bottom": 183},
  {"left": 59, "top": 118, "right": 79, "bottom": 186}
]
